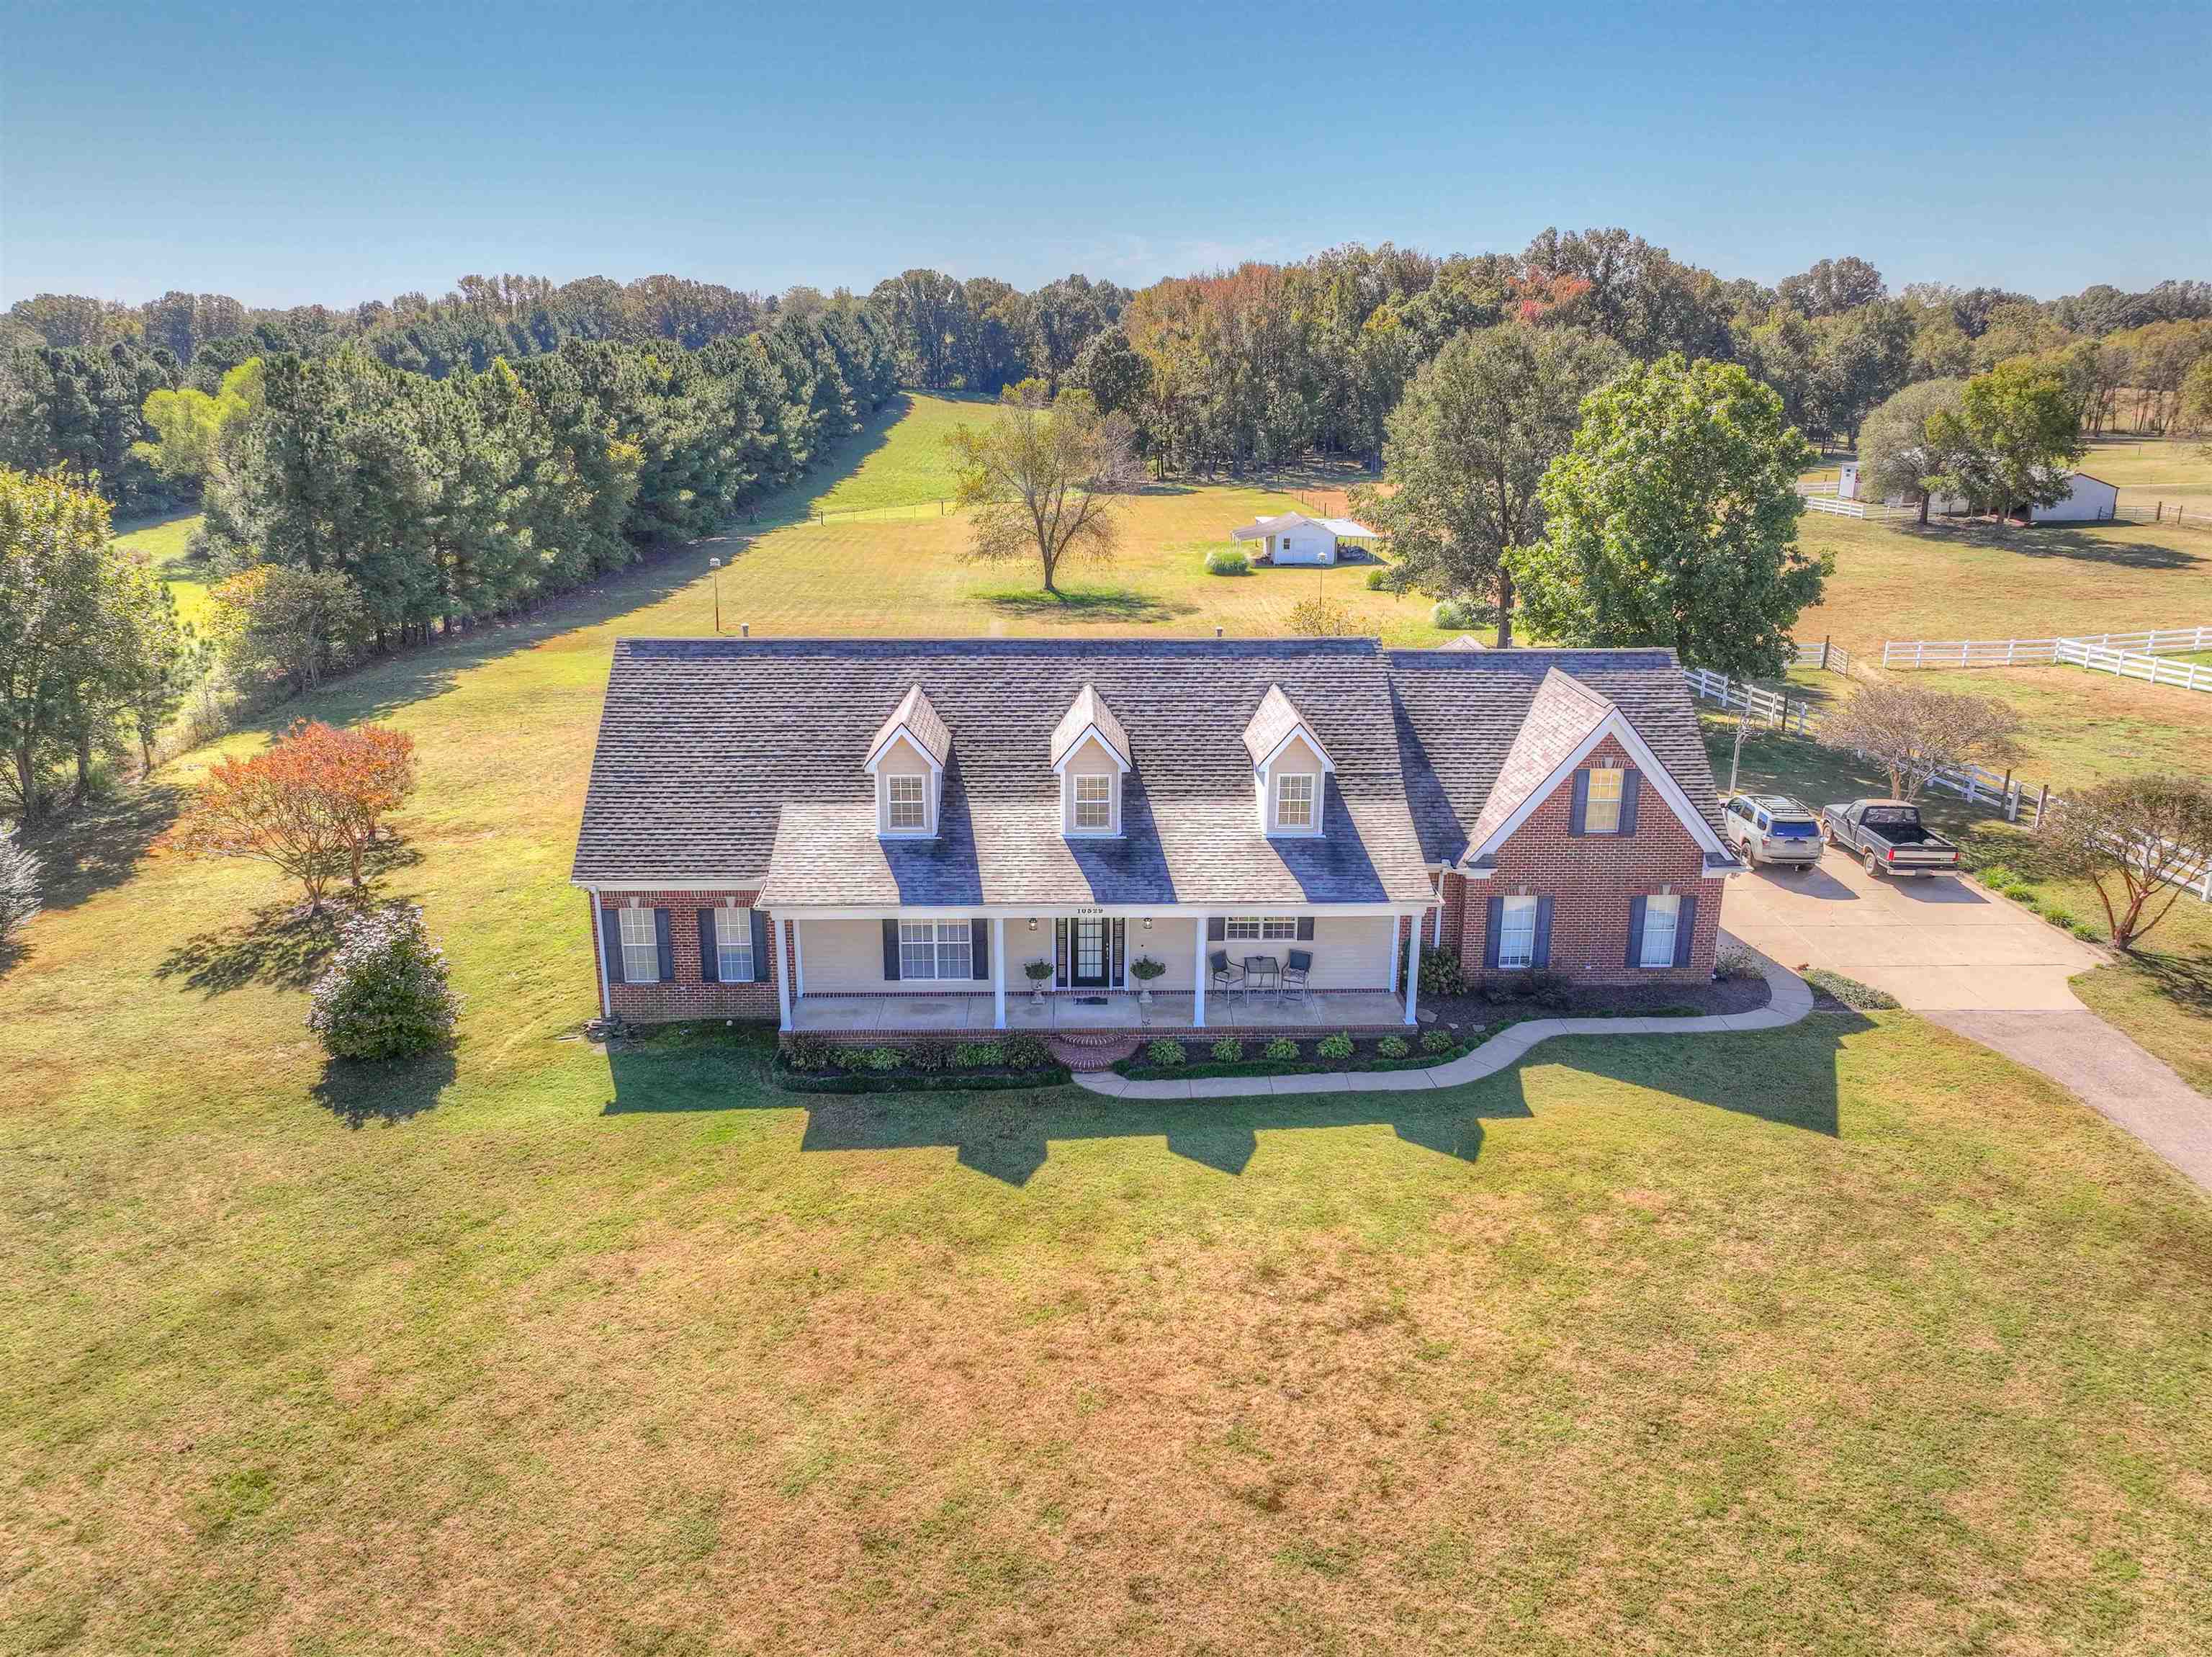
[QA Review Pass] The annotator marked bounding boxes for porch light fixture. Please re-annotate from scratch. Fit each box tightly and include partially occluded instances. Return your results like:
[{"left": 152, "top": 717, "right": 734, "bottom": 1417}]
[
  {"left": 1142, "top": 917, "right": 1151, "bottom": 930},
  {"left": 1028, "top": 917, "right": 1038, "bottom": 931}
]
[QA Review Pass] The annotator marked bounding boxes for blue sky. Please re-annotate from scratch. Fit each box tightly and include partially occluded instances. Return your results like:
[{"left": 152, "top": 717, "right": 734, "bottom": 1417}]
[{"left": 4, "top": 0, "right": 2206, "bottom": 308}]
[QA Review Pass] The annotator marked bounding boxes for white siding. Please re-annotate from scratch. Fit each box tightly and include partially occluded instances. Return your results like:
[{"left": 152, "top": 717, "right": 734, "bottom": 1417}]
[
  {"left": 2031, "top": 473, "right": 2118, "bottom": 524},
  {"left": 874, "top": 732, "right": 938, "bottom": 835},
  {"left": 1059, "top": 735, "right": 1123, "bottom": 835},
  {"left": 800, "top": 918, "right": 901, "bottom": 991},
  {"left": 1269, "top": 523, "right": 1337, "bottom": 565}
]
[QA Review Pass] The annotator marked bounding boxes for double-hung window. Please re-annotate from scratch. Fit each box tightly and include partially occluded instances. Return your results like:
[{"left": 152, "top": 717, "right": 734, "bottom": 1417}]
[
  {"left": 1497, "top": 896, "right": 1539, "bottom": 969},
  {"left": 714, "top": 907, "right": 753, "bottom": 982},
  {"left": 886, "top": 774, "right": 928, "bottom": 832},
  {"left": 899, "top": 920, "right": 971, "bottom": 981},
  {"left": 618, "top": 907, "right": 660, "bottom": 983},
  {"left": 1640, "top": 894, "right": 1681, "bottom": 968},
  {"left": 1073, "top": 773, "right": 1113, "bottom": 831},
  {"left": 1277, "top": 773, "right": 1316, "bottom": 830},
  {"left": 1584, "top": 766, "right": 1624, "bottom": 833},
  {"left": 1224, "top": 916, "right": 1300, "bottom": 941}
]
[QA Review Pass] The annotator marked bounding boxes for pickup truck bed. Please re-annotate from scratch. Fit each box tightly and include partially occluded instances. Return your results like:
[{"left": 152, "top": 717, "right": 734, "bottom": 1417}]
[{"left": 1821, "top": 799, "right": 1960, "bottom": 876}]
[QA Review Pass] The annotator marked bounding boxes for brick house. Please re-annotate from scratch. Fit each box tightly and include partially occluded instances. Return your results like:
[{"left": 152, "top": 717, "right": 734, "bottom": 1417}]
[{"left": 570, "top": 638, "right": 1740, "bottom": 1038}]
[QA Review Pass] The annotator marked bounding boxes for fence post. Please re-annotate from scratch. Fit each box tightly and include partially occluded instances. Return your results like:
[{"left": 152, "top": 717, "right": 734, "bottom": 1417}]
[
  {"left": 1822, "top": 634, "right": 1832, "bottom": 672},
  {"left": 2003, "top": 769, "right": 2017, "bottom": 822},
  {"left": 2035, "top": 783, "right": 2049, "bottom": 830}
]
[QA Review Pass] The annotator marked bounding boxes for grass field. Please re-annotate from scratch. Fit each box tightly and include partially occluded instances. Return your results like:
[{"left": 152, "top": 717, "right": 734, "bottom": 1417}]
[
  {"left": 9, "top": 400, "right": 2212, "bottom": 1653},
  {"left": 806, "top": 390, "right": 993, "bottom": 516},
  {"left": 2082, "top": 436, "right": 2212, "bottom": 512},
  {"left": 113, "top": 508, "right": 213, "bottom": 629}
]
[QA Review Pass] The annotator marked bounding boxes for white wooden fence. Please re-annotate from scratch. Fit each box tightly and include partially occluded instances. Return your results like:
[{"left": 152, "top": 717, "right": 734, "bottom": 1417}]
[
  {"left": 1802, "top": 495, "right": 1922, "bottom": 523},
  {"left": 1882, "top": 624, "right": 2212, "bottom": 692},
  {"left": 1680, "top": 668, "right": 2211, "bottom": 901},
  {"left": 1791, "top": 638, "right": 1852, "bottom": 675}
]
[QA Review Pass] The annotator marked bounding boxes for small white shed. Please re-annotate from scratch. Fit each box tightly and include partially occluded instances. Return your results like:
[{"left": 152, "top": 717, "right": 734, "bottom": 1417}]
[
  {"left": 1228, "top": 511, "right": 1380, "bottom": 567},
  {"left": 2028, "top": 472, "right": 2118, "bottom": 524}
]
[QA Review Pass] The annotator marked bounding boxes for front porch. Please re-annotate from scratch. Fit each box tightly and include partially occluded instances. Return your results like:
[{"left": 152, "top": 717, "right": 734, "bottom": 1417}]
[{"left": 788, "top": 988, "right": 1413, "bottom": 1035}]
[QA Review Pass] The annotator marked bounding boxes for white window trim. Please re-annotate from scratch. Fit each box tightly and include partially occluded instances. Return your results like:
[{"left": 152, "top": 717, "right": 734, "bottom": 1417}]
[
  {"left": 1497, "top": 894, "right": 1538, "bottom": 970},
  {"left": 1640, "top": 894, "right": 1681, "bottom": 969},
  {"left": 1070, "top": 771, "right": 1116, "bottom": 834},
  {"left": 898, "top": 920, "right": 972, "bottom": 982},
  {"left": 1275, "top": 772, "right": 1317, "bottom": 832},
  {"left": 884, "top": 773, "right": 930, "bottom": 835},
  {"left": 1583, "top": 765, "right": 1624, "bottom": 834},
  {"left": 618, "top": 906, "right": 660, "bottom": 984},
  {"left": 1224, "top": 915, "right": 1300, "bottom": 941}
]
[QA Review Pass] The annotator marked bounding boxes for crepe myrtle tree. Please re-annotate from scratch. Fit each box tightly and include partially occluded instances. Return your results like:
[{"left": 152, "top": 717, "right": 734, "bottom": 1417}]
[
  {"left": 948, "top": 380, "right": 1143, "bottom": 595},
  {"left": 2043, "top": 776, "right": 2212, "bottom": 950},
  {"left": 1819, "top": 681, "right": 2020, "bottom": 802},
  {"left": 1507, "top": 355, "right": 1825, "bottom": 681}
]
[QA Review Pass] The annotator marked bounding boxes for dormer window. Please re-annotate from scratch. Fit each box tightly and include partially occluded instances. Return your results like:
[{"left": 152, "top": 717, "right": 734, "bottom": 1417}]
[
  {"left": 1243, "top": 683, "right": 1333, "bottom": 838},
  {"left": 1051, "top": 682, "right": 1131, "bottom": 838},
  {"left": 866, "top": 684, "right": 950, "bottom": 840}
]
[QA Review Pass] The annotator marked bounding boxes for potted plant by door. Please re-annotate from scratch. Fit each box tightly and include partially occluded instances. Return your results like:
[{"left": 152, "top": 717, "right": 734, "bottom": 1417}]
[
  {"left": 1023, "top": 960, "right": 1053, "bottom": 1003},
  {"left": 1129, "top": 955, "right": 1166, "bottom": 1005}
]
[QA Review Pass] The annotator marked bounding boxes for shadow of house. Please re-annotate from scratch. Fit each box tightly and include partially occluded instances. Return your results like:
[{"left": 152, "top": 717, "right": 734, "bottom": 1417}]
[{"left": 602, "top": 1012, "right": 1869, "bottom": 1185}]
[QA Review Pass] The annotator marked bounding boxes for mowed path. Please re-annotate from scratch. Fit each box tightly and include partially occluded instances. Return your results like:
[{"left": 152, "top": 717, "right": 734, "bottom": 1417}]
[{"left": 1725, "top": 851, "right": 2212, "bottom": 1191}]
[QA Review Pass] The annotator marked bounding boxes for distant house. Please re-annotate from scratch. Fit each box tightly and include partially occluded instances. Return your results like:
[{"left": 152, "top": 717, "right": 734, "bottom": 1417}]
[{"left": 1228, "top": 511, "right": 1380, "bottom": 566}]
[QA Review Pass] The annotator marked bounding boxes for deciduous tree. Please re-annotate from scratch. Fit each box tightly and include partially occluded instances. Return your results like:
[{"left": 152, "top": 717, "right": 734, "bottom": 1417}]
[
  {"left": 1354, "top": 325, "right": 1622, "bottom": 646},
  {"left": 1818, "top": 681, "right": 2020, "bottom": 801},
  {"left": 2044, "top": 776, "right": 2212, "bottom": 948},
  {"left": 1923, "top": 360, "right": 2085, "bottom": 519},
  {"left": 1858, "top": 380, "right": 1968, "bottom": 522},
  {"left": 948, "top": 381, "right": 1142, "bottom": 594},
  {"left": 1507, "top": 356, "right": 1823, "bottom": 678}
]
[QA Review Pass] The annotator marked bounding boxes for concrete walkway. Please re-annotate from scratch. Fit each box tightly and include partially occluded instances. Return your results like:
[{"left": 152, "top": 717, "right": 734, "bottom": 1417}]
[
  {"left": 1926, "top": 1010, "right": 2212, "bottom": 1192},
  {"left": 1074, "top": 954, "right": 1817, "bottom": 1100}
]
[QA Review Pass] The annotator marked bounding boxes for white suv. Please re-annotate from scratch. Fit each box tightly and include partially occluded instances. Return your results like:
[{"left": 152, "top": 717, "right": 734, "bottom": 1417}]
[{"left": 1724, "top": 793, "right": 1823, "bottom": 871}]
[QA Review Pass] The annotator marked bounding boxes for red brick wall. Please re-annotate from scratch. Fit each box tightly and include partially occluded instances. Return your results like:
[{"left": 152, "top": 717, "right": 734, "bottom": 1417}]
[
  {"left": 1444, "top": 735, "right": 1725, "bottom": 987},
  {"left": 594, "top": 890, "right": 781, "bottom": 1023}
]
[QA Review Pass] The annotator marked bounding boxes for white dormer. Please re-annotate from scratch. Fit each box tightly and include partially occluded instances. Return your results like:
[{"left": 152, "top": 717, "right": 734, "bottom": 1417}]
[
  {"left": 865, "top": 684, "right": 950, "bottom": 838},
  {"left": 1050, "top": 683, "right": 1130, "bottom": 838},
  {"left": 1241, "top": 684, "right": 1333, "bottom": 838}
]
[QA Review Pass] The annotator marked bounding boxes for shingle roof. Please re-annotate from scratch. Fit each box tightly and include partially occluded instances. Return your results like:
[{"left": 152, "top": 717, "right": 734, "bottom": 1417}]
[
  {"left": 572, "top": 638, "right": 1437, "bottom": 907},
  {"left": 1241, "top": 683, "right": 1328, "bottom": 768},
  {"left": 866, "top": 683, "right": 950, "bottom": 768},
  {"left": 1463, "top": 669, "right": 1615, "bottom": 850},
  {"left": 1050, "top": 683, "right": 1130, "bottom": 769},
  {"left": 1386, "top": 647, "right": 1723, "bottom": 866}
]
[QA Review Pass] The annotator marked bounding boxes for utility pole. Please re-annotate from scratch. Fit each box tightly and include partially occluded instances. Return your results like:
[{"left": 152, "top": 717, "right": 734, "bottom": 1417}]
[
  {"left": 709, "top": 557, "right": 722, "bottom": 634},
  {"left": 1727, "top": 701, "right": 1752, "bottom": 795}
]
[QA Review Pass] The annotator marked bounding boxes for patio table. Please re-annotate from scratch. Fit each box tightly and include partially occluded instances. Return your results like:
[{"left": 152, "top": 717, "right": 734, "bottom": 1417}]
[{"left": 1242, "top": 956, "right": 1282, "bottom": 1001}]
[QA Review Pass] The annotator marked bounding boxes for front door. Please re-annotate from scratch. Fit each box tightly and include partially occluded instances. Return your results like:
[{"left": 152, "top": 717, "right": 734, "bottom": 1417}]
[{"left": 1071, "top": 917, "right": 1109, "bottom": 987}]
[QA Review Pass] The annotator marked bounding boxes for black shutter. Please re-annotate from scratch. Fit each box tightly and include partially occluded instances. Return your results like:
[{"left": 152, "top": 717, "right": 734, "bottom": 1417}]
[
  {"left": 1569, "top": 770, "right": 1590, "bottom": 835},
  {"left": 750, "top": 908, "right": 771, "bottom": 982},
  {"left": 1619, "top": 769, "right": 1640, "bottom": 836},
  {"left": 1295, "top": 915, "right": 1315, "bottom": 940},
  {"left": 1483, "top": 896, "right": 1503, "bottom": 969},
  {"left": 698, "top": 910, "right": 718, "bottom": 982},
  {"left": 1534, "top": 897, "right": 1555, "bottom": 969},
  {"left": 1625, "top": 897, "right": 1647, "bottom": 969},
  {"left": 654, "top": 909, "right": 673, "bottom": 982},
  {"left": 1111, "top": 918, "right": 1125, "bottom": 987},
  {"left": 971, "top": 917, "right": 990, "bottom": 982},
  {"left": 1673, "top": 896, "right": 1698, "bottom": 969},
  {"left": 1054, "top": 917, "right": 1069, "bottom": 987},
  {"left": 601, "top": 906, "right": 624, "bottom": 985},
  {"left": 881, "top": 919, "right": 900, "bottom": 981},
  {"left": 1207, "top": 916, "right": 1226, "bottom": 941}
]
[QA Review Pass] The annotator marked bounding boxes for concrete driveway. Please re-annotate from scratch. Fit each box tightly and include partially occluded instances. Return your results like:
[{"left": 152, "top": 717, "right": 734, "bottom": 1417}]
[{"left": 1720, "top": 850, "right": 2103, "bottom": 1011}]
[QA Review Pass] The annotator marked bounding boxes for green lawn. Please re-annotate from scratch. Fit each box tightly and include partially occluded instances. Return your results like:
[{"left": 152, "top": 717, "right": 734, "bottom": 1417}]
[
  {"left": 2080, "top": 436, "right": 2212, "bottom": 512},
  {"left": 113, "top": 508, "right": 213, "bottom": 629},
  {"left": 7, "top": 400, "right": 2212, "bottom": 1652},
  {"left": 806, "top": 390, "right": 995, "bottom": 517}
]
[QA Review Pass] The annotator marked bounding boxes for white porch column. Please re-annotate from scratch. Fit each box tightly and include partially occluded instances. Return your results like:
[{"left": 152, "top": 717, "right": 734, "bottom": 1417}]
[
  {"left": 774, "top": 915, "right": 793, "bottom": 1031},
  {"left": 1403, "top": 912, "right": 1421, "bottom": 1025},
  {"left": 992, "top": 916, "right": 1007, "bottom": 1029},
  {"left": 588, "top": 891, "right": 611, "bottom": 1021},
  {"left": 1192, "top": 912, "right": 1208, "bottom": 1029}
]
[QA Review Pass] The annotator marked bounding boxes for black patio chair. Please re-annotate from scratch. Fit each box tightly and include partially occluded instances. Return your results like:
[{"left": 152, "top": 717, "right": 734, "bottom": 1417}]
[
  {"left": 1208, "top": 950, "right": 1244, "bottom": 1002},
  {"left": 1280, "top": 949, "right": 1312, "bottom": 994}
]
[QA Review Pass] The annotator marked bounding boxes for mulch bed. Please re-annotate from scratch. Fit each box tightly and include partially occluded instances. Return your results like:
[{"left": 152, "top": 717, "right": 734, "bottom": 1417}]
[{"left": 1421, "top": 972, "right": 1772, "bottom": 1036}]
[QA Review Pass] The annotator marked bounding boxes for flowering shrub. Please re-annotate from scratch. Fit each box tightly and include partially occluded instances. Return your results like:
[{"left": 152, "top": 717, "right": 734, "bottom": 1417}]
[{"left": 306, "top": 904, "right": 459, "bottom": 1060}]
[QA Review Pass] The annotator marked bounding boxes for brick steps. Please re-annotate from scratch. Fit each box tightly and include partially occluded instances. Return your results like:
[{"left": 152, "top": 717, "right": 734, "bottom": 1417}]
[{"left": 1048, "top": 1032, "right": 1144, "bottom": 1072}]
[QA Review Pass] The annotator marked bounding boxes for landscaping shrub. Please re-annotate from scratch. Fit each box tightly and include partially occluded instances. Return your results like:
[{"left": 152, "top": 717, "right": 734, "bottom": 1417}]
[
  {"left": 1205, "top": 549, "right": 1249, "bottom": 576},
  {"left": 1526, "top": 971, "right": 1573, "bottom": 1010},
  {"left": 305, "top": 904, "right": 460, "bottom": 1061},
  {"left": 905, "top": 1038, "right": 953, "bottom": 1072},
  {"left": 1804, "top": 967, "right": 1902, "bottom": 1010},
  {"left": 1430, "top": 597, "right": 1483, "bottom": 630},
  {"left": 1145, "top": 1037, "right": 1187, "bottom": 1067},
  {"left": 1419, "top": 1028, "right": 1455, "bottom": 1054},
  {"left": 1211, "top": 1038, "right": 1244, "bottom": 1061},
  {"left": 1714, "top": 940, "right": 1763, "bottom": 981},
  {"left": 833, "top": 1044, "right": 902, "bottom": 1072},
  {"left": 1001, "top": 1033, "right": 1053, "bottom": 1071},
  {"left": 1263, "top": 1038, "right": 1299, "bottom": 1060},
  {"left": 952, "top": 1040, "right": 1006, "bottom": 1069},
  {"left": 1419, "top": 946, "right": 1465, "bottom": 997},
  {"left": 1377, "top": 1034, "right": 1410, "bottom": 1058},
  {"left": 1317, "top": 1031, "right": 1354, "bottom": 1060},
  {"left": 783, "top": 1033, "right": 838, "bottom": 1072}
]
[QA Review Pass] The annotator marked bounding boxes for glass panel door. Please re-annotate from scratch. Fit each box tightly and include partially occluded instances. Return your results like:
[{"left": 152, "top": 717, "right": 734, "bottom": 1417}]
[{"left": 1072, "top": 917, "right": 1107, "bottom": 986}]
